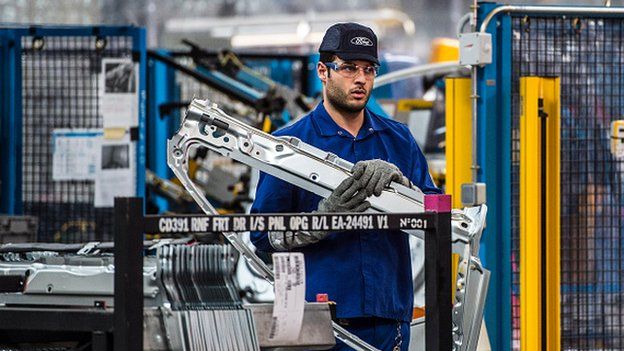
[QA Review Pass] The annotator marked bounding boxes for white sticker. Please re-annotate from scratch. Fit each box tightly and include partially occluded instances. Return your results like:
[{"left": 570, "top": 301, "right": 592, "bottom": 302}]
[
  {"left": 51, "top": 129, "right": 102, "bottom": 181},
  {"left": 100, "top": 58, "right": 138, "bottom": 128},
  {"left": 94, "top": 132, "right": 136, "bottom": 207},
  {"left": 269, "top": 252, "right": 306, "bottom": 342}
]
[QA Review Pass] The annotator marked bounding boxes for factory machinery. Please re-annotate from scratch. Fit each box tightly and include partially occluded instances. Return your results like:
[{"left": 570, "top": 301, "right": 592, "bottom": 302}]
[
  {"left": 145, "top": 45, "right": 314, "bottom": 215},
  {"left": 0, "top": 98, "right": 488, "bottom": 350},
  {"left": 0, "top": 235, "right": 338, "bottom": 350}
]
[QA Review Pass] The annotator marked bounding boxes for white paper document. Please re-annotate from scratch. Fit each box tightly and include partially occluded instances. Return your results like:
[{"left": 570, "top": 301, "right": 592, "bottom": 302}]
[
  {"left": 94, "top": 133, "right": 136, "bottom": 207},
  {"left": 100, "top": 58, "right": 138, "bottom": 128},
  {"left": 269, "top": 252, "right": 306, "bottom": 342},
  {"left": 52, "top": 129, "right": 102, "bottom": 181}
]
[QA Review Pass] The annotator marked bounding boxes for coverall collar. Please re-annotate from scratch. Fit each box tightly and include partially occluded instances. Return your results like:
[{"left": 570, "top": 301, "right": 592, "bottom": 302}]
[{"left": 311, "top": 102, "right": 389, "bottom": 139}]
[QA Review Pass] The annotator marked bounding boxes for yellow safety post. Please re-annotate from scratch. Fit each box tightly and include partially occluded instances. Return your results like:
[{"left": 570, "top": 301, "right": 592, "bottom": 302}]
[
  {"left": 445, "top": 77, "right": 471, "bottom": 303},
  {"left": 520, "top": 76, "right": 542, "bottom": 351},
  {"left": 519, "top": 77, "right": 560, "bottom": 351},
  {"left": 445, "top": 77, "right": 472, "bottom": 208}
]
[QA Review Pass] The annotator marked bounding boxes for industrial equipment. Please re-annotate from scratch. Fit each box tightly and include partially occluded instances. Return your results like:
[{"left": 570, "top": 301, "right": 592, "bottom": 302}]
[
  {"left": 146, "top": 46, "right": 316, "bottom": 215},
  {"left": 146, "top": 169, "right": 195, "bottom": 206},
  {"left": 0, "top": 26, "right": 146, "bottom": 243},
  {"left": 147, "top": 47, "right": 311, "bottom": 129},
  {"left": 474, "top": 4, "right": 624, "bottom": 349},
  {"left": 183, "top": 40, "right": 313, "bottom": 120},
  {"left": 0, "top": 239, "right": 335, "bottom": 350}
]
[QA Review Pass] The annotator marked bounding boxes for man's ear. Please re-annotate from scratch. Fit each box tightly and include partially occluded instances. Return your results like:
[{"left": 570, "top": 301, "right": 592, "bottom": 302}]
[{"left": 317, "top": 62, "right": 328, "bottom": 83}]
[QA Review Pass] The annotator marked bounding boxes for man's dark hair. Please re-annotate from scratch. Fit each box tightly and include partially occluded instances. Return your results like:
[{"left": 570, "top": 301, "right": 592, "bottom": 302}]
[
  {"left": 320, "top": 53, "right": 336, "bottom": 64},
  {"left": 319, "top": 54, "right": 337, "bottom": 78}
]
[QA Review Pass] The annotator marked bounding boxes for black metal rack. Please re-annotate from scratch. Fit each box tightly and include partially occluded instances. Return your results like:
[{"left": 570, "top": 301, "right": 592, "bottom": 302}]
[
  {"left": 0, "top": 195, "right": 452, "bottom": 351},
  {"left": 0, "top": 308, "right": 113, "bottom": 350},
  {"left": 114, "top": 195, "right": 453, "bottom": 351}
]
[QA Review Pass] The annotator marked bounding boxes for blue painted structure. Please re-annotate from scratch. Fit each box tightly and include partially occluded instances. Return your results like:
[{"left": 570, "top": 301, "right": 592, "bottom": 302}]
[
  {"left": 478, "top": 4, "right": 624, "bottom": 349},
  {"left": 146, "top": 49, "right": 177, "bottom": 213},
  {"left": 476, "top": 3, "right": 513, "bottom": 350},
  {"left": 0, "top": 29, "right": 22, "bottom": 214},
  {"left": 0, "top": 25, "right": 146, "bottom": 215}
]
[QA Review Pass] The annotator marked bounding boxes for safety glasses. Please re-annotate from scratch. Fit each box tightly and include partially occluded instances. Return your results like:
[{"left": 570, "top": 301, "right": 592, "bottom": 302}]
[{"left": 324, "top": 61, "right": 379, "bottom": 78}]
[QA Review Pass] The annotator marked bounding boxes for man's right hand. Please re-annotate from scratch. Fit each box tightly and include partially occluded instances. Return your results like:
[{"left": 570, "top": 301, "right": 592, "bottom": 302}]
[{"left": 268, "top": 177, "right": 370, "bottom": 251}]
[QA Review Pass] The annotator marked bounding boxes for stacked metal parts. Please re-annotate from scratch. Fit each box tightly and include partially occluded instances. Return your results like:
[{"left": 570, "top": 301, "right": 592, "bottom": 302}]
[
  {"left": 156, "top": 244, "right": 260, "bottom": 351},
  {"left": 0, "top": 243, "right": 161, "bottom": 308},
  {"left": 0, "top": 242, "right": 160, "bottom": 349},
  {"left": 0, "top": 241, "right": 262, "bottom": 350}
]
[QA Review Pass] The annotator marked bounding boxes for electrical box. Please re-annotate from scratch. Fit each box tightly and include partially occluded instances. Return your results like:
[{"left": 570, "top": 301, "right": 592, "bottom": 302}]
[
  {"left": 611, "top": 120, "right": 624, "bottom": 158},
  {"left": 459, "top": 33, "right": 492, "bottom": 66},
  {"left": 461, "top": 182, "right": 487, "bottom": 206}
]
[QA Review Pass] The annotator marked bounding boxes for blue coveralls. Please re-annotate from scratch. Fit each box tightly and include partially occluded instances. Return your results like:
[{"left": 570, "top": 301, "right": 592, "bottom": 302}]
[{"left": 250, "top": 103, "right": 441, "bottom": 350}]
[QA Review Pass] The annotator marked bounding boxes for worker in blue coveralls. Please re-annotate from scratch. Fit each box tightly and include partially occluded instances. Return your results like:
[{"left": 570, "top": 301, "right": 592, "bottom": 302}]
[{"left": 250, "top": 22, "right": 441, "bottom": 351}]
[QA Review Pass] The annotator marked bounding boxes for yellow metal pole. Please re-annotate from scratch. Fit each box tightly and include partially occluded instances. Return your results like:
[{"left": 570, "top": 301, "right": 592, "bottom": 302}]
[
  {"left": 445, "top": 77, "right": 471, "bottom": 302},
  {"left": 520, "top": 77, "right": 542, "bottom": 350},
  {"left": 445, "top": 77, "right": 472, "bottom": 208},
  {"left": 519, "top": 77, "right": 561, "bottom": 351}
]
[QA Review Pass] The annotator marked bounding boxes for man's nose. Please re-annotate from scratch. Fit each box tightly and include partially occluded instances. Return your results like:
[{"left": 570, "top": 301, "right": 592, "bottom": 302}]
[{"left": 353, "top": 70, "right": 367, "bottom": 84}]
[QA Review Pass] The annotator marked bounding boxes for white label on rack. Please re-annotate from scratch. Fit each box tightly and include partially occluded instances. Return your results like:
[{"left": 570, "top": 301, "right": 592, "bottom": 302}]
[
  {"left": 51, "top": 129, "right": 102, "bottom": 181},
  {"left": 100, "top": 58, "right": 138, "bottom": 128},
  {"left": 269, "top": 252, "right": 306, "bottom": 342}
]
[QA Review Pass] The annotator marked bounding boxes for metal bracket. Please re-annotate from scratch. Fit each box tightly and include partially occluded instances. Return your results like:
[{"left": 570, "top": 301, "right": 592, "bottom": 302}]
[{"left": 77, "top": 242, "right": 101, "bottom": 256}]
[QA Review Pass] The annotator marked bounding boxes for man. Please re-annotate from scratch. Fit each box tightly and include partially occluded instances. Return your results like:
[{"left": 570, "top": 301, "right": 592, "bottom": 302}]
[{"left": 250, "top": 22, "right": 441, "bottom": 351}]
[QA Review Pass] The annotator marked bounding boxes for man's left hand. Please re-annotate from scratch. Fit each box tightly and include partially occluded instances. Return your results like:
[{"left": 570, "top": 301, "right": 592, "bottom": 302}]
[{"left": 352, "top": 159, "right": 410, "bottom": 196}]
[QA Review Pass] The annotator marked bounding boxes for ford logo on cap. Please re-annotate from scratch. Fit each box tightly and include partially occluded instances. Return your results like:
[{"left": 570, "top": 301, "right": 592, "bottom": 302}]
[{"left": 350, "top": 37, "right": 373, "bottom": 47}]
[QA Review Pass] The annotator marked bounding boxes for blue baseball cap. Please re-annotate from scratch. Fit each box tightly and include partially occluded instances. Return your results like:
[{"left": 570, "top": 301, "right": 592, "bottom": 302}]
[{"left": 319, "top": 22, "right": 379, "bottom": 65}]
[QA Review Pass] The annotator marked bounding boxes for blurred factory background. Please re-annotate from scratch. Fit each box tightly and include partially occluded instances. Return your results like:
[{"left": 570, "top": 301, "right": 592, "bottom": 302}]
[
  {"left": 1, "top": 1, "right": 624, "bottom": 350},
  {"left": 2, "top": 0, "right": 620, "bottom": 56}
]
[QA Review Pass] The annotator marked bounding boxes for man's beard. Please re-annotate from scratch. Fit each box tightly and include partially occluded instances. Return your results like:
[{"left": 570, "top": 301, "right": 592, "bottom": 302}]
[{"left": 326, "top": 82, "right": 370, "bottom": 114}]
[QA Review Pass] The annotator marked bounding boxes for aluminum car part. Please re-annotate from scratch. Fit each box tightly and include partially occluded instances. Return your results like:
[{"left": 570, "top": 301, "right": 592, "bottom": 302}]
[{"left": 0, "top": 257, "right": 160, "bottom": 308}]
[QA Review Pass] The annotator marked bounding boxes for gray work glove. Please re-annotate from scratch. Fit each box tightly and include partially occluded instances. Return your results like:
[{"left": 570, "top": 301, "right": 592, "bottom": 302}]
[
  {"left": 352, "top": 159, "right": 411, "bottom": 197},
  {"left": 268, "top": 177, "right": 370, "bottom": 251},
  {"left": 317, "top": 177, "right": 371, "bottom": 213}
]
